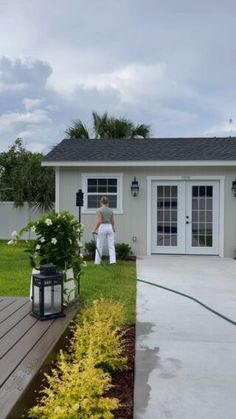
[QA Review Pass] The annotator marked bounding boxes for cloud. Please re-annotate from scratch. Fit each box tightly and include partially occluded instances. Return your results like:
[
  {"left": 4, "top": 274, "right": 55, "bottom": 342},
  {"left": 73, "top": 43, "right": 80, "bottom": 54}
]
[
  {"left": 23, "top": 97, "right": 45, "bottom": 111},
  {"left": 0, "top": 109, "right": 51, "bottom": 130},
  {"left": 0, "top": 1, "right": 236, "bottom": 152},
  {"left": 203, "top": 120, "right": 236, "bottom": 137},
  {"left": 0, "top": 56, "right": 52, "bottom": 91}
]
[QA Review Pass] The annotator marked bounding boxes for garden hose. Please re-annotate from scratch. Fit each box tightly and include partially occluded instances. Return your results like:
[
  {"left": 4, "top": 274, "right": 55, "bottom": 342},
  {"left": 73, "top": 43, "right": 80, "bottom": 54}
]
[{"left": 92, "top": 234, "right": 236, "bottom": 326}]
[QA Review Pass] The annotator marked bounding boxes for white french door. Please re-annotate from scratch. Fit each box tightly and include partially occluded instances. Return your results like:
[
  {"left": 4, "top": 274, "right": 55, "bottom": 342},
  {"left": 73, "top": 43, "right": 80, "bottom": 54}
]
[{"left": 151, "top": 180, "right": 220, "bottom": 255}]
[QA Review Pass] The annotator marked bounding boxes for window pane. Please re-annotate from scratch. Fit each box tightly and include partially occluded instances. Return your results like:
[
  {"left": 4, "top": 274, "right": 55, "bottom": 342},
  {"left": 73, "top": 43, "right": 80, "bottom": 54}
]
[
  {"left": 192, "top": 234, "right": 199, "bottom": 247},
  {"left": 199, "top": 211, "right": 205, "bottom": 222},
  {"left": 98, "top": 185, "right": 107, "bottom": 193},
  {"left": 157, "top": 210, "right": 163, "bottom": 222},
  {"left": 199, "top": 198, "right": 206, "bottom": 210},
  {"left": 164, "top": 235, "right": 171, "bottom": 246},
  {"left": 107, "top": 186, "right": 117, "bottom": 193},
  {"left": 206, "top": 199, "right": 212, "bottom": 210},
  {"left": 165, "top": 186, "right": 170, "bottom": 196},
  {"left": 199, "top": 235, "right": 206, "bottom": 246},
  {"left": 157, "top": 186, "right": 163, "bottom": 197},
  {"left": 88, "top": 179, "right": 97, "bottom": 185},
  {"left": 88, "top": 185, "right": 97, "bottom": 192},
  {"left": 192, "top": 186, "right": 199, "bottom": 197},
  {"left": 171, "top": 234, "right": 177, "bottom": 246},
  {"left": 157, "top": 234, "right": 164, "bottom": 246},
  {"left": 87, "top": 195, "right": 100, "bottom": 208},
  {"left": 108, "top": 179, "right": 117, "bottom": 186},
  {"left": 171, "top": 186, "right": 177, "bottom": 197},
  {"left": 98, "top": 179, "right": 107, "bottom": 186},
  {"left": 107, "top": 195, "right": 117, "bottom": 208},
  {"left": 200, "top": 186, "right": 206, "bottom": 196},
  {"left": 206, "top": 235, "right": 212, "bottom": 247},
  {"left": 207, "top": 186, "right": 213, "bottom": 197},
  {"left": 192, "top": 210, "right": 198, "bottom": 222}
]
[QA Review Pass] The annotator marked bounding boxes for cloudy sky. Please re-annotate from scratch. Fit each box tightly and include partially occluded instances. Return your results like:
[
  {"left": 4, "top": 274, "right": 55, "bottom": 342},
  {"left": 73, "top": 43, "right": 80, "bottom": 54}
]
[{"left": 0, "top": 0, "right": 236, "bottom": 153}]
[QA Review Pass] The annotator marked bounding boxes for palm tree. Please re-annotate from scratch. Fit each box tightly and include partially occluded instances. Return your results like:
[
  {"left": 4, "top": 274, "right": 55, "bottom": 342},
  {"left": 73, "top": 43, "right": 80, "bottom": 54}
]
[
  {"left": 65, "top": 112, "right": 150, "bottom": 139},
  {"left": 65, "top": 120, "right": 89, "bottom": 139}
]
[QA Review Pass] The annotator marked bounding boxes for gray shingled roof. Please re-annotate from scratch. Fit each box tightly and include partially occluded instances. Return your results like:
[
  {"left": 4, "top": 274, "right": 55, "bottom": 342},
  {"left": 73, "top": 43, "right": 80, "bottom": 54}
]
[{"left": 43, "top": 137, "right": 236, "bottom": 162}]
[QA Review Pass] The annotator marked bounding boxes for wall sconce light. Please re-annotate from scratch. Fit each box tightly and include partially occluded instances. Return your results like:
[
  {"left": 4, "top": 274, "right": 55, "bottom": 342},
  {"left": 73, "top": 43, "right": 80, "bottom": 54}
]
[
  {"left": 131, "top": 177, "right": 139, "bottom": 197},
  {"left": 232, "top": 179, "right": 236, "bottom": 197}
]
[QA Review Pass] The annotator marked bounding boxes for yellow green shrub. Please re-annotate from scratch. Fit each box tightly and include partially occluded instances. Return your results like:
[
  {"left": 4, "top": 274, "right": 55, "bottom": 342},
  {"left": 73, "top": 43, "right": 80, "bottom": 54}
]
[
  {"left": 29, "top": 352, "right": 118, "bottom": 419},
  {"left": 73, "top": 299, "right": 127, "bottom": 371},
  {"left": 28, "top": 299, "right": 127, "bottom": 418}
]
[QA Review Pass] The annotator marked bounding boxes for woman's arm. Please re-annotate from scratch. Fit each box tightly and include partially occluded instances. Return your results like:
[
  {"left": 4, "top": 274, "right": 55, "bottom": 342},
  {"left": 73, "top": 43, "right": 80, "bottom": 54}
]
[
  {"left": 92, "top": 211, "right": 102, "bottom": 233},
  {"left": 111, "top": 213, "right": 115, "bottom": 232}
]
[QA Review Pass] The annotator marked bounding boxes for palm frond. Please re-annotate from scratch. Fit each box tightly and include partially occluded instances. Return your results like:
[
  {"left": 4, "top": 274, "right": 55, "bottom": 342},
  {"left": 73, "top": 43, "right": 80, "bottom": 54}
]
[{"left": 65, "top": 120, "right": 90, "bottom": 139}]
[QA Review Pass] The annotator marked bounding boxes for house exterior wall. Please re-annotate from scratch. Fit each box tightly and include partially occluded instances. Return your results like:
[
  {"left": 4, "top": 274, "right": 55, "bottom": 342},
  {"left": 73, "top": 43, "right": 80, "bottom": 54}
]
[{"left": 58, "top": 166, "right": 236, "bottom": 258}]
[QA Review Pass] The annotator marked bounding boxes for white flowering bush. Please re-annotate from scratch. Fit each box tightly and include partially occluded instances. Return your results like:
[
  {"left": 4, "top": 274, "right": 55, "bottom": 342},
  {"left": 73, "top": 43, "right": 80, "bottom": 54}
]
[{"left": 18, "top": 210, "right": 85, "bottom": 281}]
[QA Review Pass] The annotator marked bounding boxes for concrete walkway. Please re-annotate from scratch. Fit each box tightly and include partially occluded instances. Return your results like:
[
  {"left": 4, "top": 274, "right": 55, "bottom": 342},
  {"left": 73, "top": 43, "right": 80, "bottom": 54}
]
[{"left": 134, "top": 255, "right": 236, "bottom": 419}]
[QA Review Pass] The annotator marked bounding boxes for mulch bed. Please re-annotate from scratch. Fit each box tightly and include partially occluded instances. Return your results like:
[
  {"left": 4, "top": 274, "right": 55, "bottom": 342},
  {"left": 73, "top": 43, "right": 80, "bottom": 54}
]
[{"left": 107, "top": 325, "right": 135, "bottom": 419}]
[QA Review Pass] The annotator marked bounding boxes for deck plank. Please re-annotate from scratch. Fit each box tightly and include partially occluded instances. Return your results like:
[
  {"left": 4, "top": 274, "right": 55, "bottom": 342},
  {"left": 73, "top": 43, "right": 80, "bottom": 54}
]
[
  {"left": 0, "top": 298, "right": 78, "bottom": 419},
  {"left": 0, "top": 314, "right": 38, "bottom": 359},
  {"left": 0, "top": 299, "right": 17, "bottom": 314},
  {"left": 0, "top": 301, "right": 31, "bottom": 339},
  {"left": 0, "top": 317, "right": 52, "bottom": 388},
  {"left": 0, "top": 298, "right": 28, "bottom": 323}
]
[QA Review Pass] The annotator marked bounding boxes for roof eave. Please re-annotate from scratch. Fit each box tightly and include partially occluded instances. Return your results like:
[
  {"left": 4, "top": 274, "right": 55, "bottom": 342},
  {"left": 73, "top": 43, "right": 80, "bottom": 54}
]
[{"left": 42, "top": 160, "right": 236, "bottom": 167}]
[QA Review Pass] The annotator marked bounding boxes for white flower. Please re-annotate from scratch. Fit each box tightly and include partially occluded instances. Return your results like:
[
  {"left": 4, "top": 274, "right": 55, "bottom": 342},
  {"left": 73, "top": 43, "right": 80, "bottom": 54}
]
[
  {"left": 8, "top": 240, "right": 14, "bottom": 245},
  {"left": 77, "top": 240, "right": 83, "bottom": 247},
  {"left": 31, "top": 226, "right": 36, "bottom": 232},
  {"left": 51, "top": 238, "right": 57, "bottom": 245},
  {"left": 45, "top": 218, "right": 53, "bottom": 226},
  {"left": 36, "top": 244, "right": 41, "bottom": 250},
  {"left": 82, "top": 261, "right": 87, "bottom": 267},
  {"left": 11, "top": 230, "right": 18, "bottom": 239},
  {"left": 39, "top": 237, "right": 45, "bottom": 243},
  {"left": 0, "top": 166, "right": 5, "bottom": 177},
  {"left": 80, "top": 253, "right": 84, "bottom": 259}
]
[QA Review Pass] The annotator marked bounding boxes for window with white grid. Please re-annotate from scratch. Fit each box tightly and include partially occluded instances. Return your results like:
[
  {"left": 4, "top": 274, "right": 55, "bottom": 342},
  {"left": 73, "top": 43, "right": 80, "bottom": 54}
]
[{"left": 82, "top": 174, "right": 123, "bottom": 213}]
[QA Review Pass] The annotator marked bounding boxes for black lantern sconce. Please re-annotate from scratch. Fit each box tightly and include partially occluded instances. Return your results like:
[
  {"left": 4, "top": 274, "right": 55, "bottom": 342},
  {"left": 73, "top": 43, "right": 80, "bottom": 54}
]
[
  {"left": 131, "top": 177, "right": 139, "bottom": 197},
  {"left": 32, "top": 264, "right": 65, "bottom": 320},
  {"left": 76, "top": 189, "right": 84, "bottom": 223},
  {"left": 232, "top": 179, "right": 236, "bottom": 197}
]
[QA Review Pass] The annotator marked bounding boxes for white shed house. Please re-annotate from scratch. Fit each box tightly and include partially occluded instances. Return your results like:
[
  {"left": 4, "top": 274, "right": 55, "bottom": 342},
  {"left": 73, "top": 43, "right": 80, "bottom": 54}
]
[{"left": 42, "top": 137, "right": 236, "bottom": 257}]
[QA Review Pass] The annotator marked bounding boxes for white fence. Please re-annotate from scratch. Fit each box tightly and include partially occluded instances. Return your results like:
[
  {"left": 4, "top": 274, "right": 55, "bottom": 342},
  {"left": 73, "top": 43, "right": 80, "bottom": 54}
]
[{"left": 0, "top": 202, "right": 47, "bottom": 240}]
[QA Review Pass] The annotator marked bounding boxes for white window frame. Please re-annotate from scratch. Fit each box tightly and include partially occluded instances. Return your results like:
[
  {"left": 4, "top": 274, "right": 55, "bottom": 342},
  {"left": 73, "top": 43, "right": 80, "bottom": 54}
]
[{"left": 81, "top": 173, "right": 123, "bottom": 214}]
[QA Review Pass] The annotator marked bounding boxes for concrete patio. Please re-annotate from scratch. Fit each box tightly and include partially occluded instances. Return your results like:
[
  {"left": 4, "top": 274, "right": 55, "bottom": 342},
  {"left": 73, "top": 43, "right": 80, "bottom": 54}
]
[{"left": 134, "top": 255, "right": 236, "bottom": 419}]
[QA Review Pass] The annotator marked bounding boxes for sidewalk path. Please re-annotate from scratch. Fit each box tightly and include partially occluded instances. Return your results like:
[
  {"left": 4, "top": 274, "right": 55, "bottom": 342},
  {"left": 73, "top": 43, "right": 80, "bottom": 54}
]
[{"left": 134, "top": 255, "right": 236, "bottom": 419}]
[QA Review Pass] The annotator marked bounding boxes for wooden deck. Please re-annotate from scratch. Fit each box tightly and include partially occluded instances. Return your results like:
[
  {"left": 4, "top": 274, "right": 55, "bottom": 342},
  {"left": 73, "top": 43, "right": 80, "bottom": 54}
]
[{"left": 0, "top": 297, "right": 79, "bottom": 419}]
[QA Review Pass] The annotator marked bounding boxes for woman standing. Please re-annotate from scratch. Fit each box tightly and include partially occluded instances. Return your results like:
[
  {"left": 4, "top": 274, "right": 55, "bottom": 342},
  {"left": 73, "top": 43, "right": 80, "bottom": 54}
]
[{"left": 92, "top": 196, "right": 116, "bottom": 264}]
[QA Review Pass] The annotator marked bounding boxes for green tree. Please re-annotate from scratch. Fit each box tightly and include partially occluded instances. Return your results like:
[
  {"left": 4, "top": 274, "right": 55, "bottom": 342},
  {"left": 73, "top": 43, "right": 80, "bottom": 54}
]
[
  {"left": 0, "top": 139, "right": 55, "bottom": 210},
  {"left": 65, "top": 111, "right": 150, "bottom": 139}
]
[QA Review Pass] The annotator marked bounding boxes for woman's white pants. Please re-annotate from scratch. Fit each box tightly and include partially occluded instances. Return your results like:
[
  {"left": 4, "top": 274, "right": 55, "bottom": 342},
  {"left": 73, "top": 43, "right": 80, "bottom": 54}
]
[{"left": 95, "top": 224, "right": 116, "bottom": 264}]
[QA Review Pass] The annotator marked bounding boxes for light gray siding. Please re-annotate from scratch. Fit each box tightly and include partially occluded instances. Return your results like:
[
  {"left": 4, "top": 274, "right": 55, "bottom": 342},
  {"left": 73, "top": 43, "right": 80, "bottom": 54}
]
[{"left": 58, "top": 166, "right": 236, "bottom": 257}]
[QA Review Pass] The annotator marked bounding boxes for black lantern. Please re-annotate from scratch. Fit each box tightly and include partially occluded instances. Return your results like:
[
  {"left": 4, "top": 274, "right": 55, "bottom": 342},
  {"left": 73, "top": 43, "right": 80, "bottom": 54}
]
[
  {"left": 232, "top": 179, "right": 236, "bottom": 197},
  {"left": 76, "top": 189, "right": 84, "bottom": 223},
  {"left": 131, "top": 177, "right": 139, "bottom": 197},
  {"left": 32, "top": 264, "right": 65, "bottom": 320}
]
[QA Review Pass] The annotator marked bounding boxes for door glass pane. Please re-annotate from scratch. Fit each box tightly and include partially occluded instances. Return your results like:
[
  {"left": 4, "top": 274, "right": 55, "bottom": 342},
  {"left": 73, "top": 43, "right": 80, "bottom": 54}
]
[
  {"left": 157, "top": 186, "right": 178, "bottom": 247},
  {"left": 191, "top": 185, "right": 213, "bottom": 247}
]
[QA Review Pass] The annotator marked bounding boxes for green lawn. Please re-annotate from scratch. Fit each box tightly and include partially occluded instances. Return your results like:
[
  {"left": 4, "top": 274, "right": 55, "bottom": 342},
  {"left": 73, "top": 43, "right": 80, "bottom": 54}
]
[{"left": 0, "top": 241, "right": 136, "bottom": 324}]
